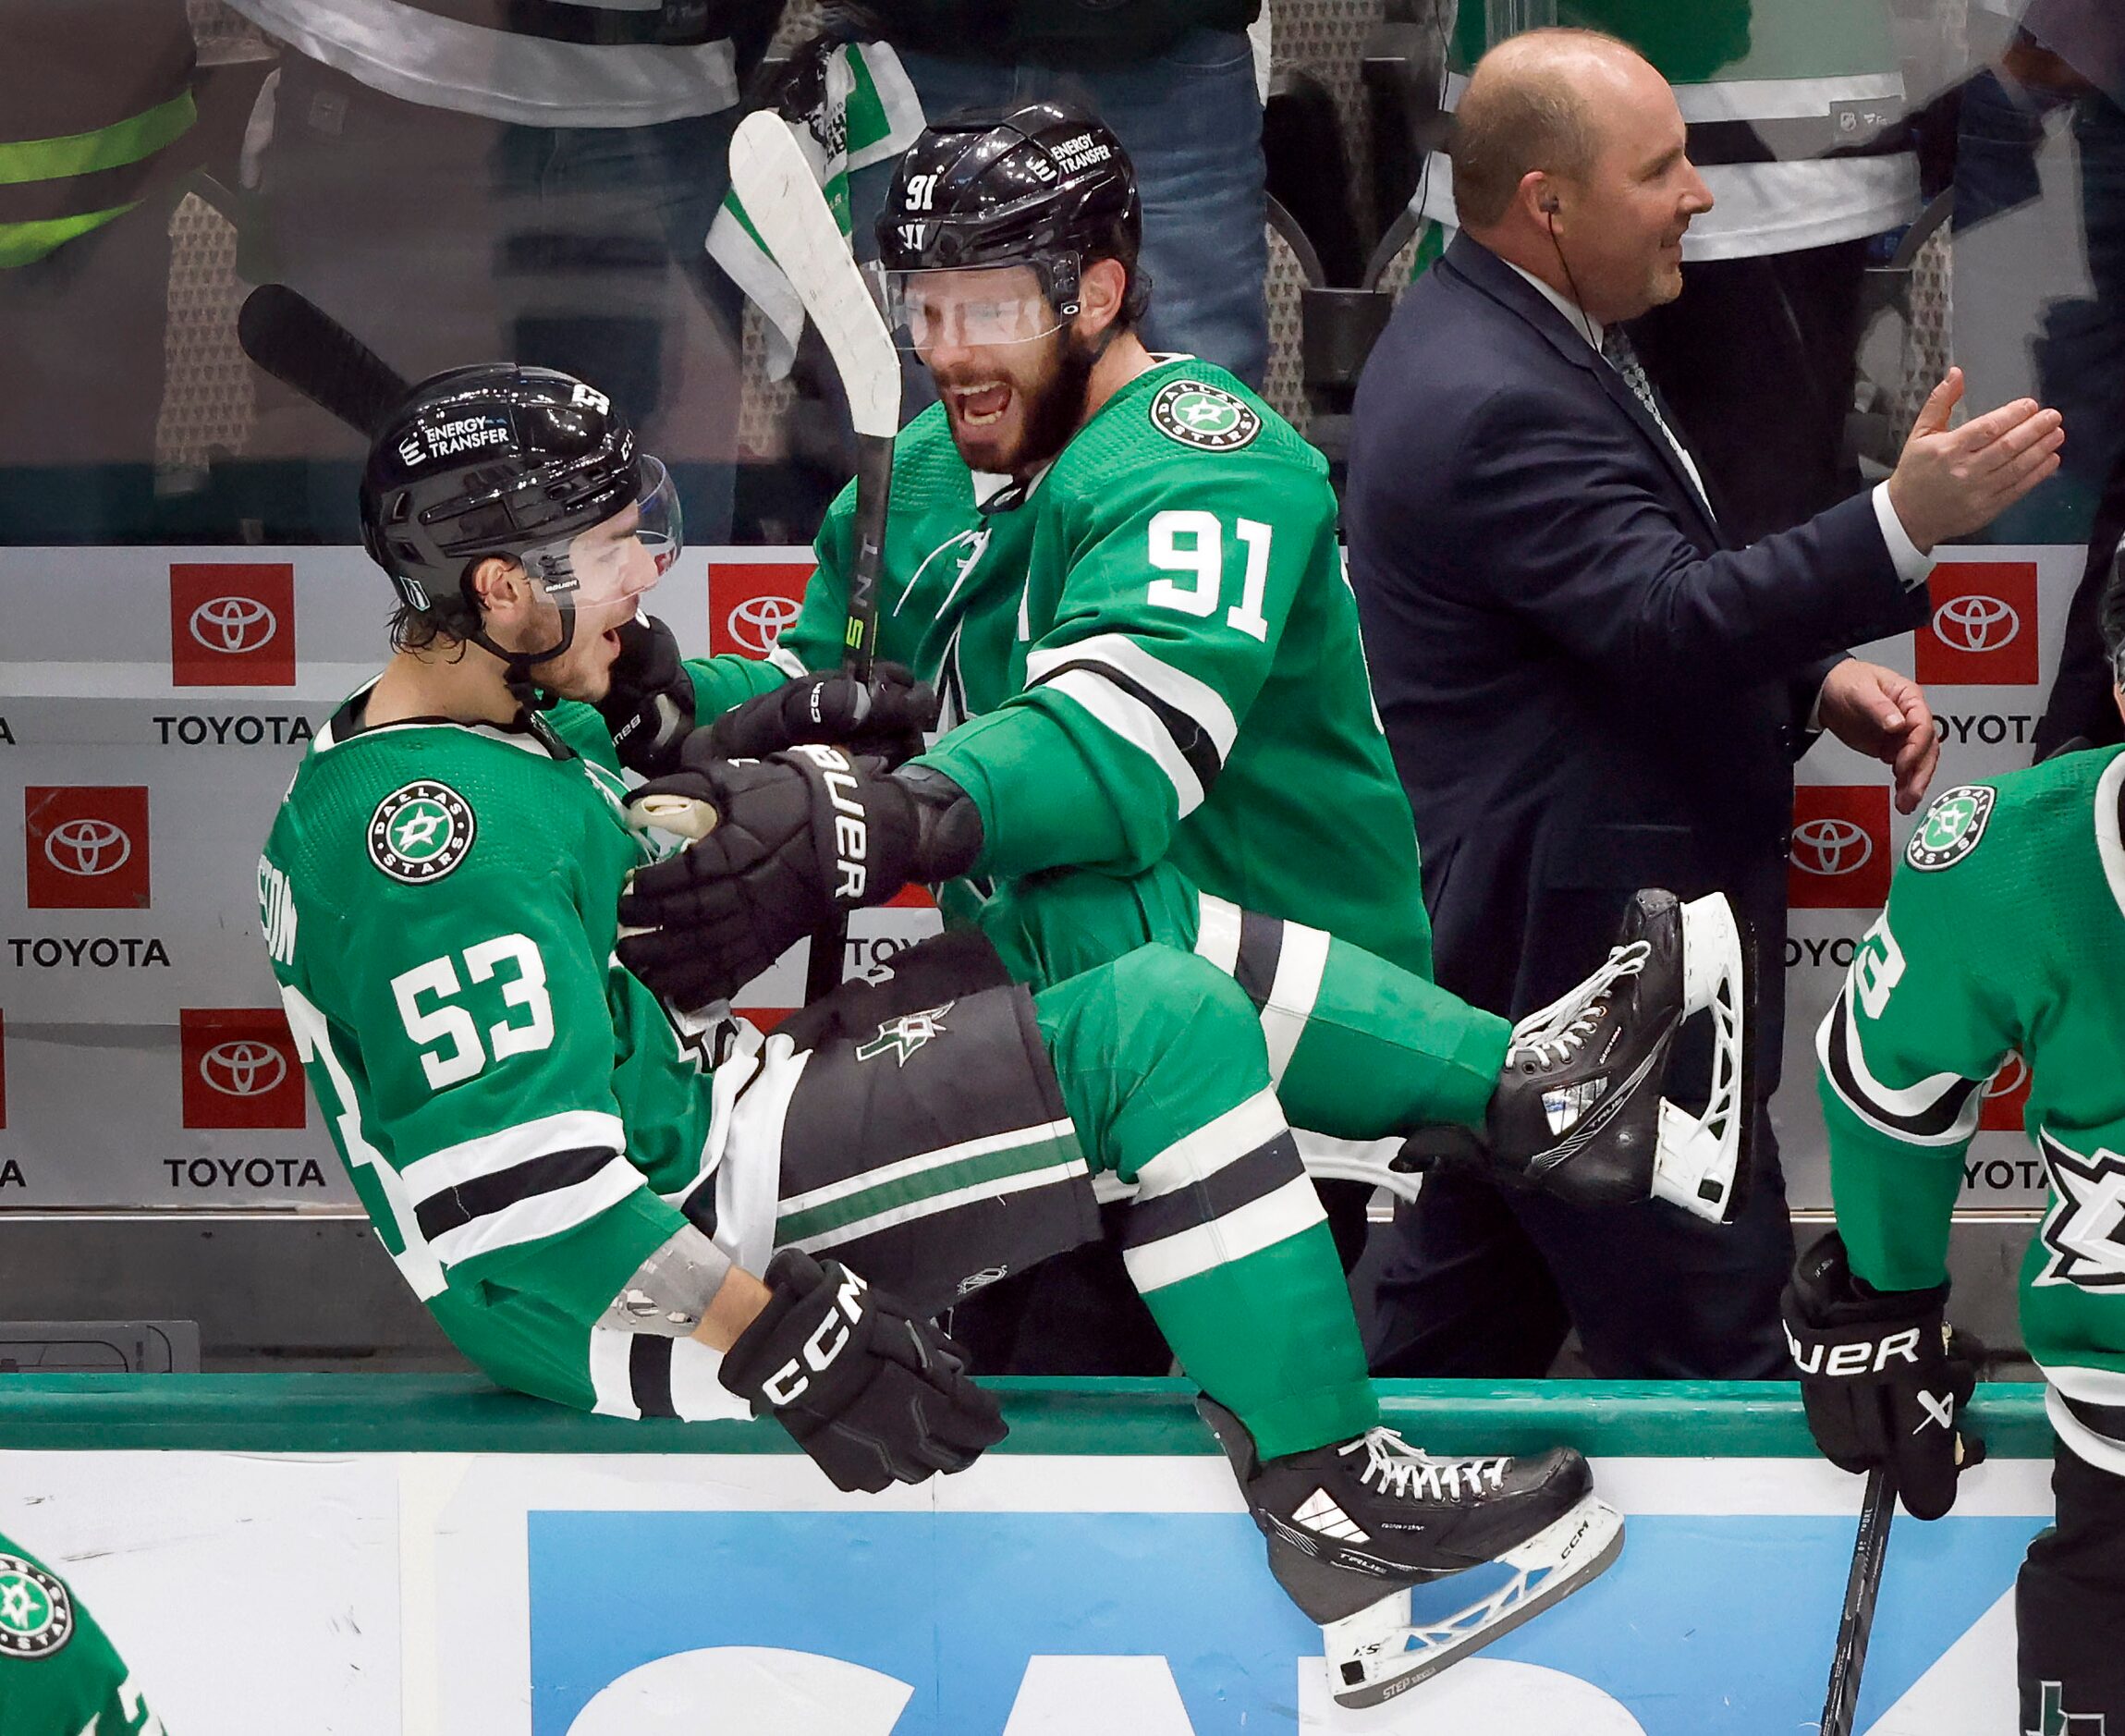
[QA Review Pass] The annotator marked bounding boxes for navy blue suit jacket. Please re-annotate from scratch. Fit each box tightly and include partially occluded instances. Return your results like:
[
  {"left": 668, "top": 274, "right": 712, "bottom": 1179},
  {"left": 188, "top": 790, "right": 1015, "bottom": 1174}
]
[{"left": 1345, "top": 235, "right": 1930, "bottom": 1086}]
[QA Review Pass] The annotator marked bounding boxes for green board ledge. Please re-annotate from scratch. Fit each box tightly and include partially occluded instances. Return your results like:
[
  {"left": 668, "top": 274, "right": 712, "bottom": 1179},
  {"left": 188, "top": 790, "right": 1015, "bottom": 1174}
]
[{"left": 0, "top": 1375, "right": 2055, "bottom": 1458}]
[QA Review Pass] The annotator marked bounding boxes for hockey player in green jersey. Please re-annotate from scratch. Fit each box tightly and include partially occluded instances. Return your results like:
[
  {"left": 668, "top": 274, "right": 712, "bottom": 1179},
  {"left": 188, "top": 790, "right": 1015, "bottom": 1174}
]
[
  {"left": 615, "top": 104, "right": 1753, "bottom": 1263},
  {"left": 0, "top": 1532, "right": 165, "bottom": 1734},
  {"left": 1784, "top": 568, "right": 2125, "bottom": 1730},
  {"left": 260, "top": 361, "right": 1628, "bottom": 1705}
]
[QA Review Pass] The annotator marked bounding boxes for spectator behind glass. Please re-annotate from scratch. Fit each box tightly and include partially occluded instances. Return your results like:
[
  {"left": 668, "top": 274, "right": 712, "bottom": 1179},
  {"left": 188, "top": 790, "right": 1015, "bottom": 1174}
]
[
  {"left": 828, "top": 0, "right": 1270, "bottom": 389},
  {"left": 1344, "top": 27, "right": 2063, "bottom": 1384},
  {"left": 218, "top": 0, "right": 784, "bottom": 542}
]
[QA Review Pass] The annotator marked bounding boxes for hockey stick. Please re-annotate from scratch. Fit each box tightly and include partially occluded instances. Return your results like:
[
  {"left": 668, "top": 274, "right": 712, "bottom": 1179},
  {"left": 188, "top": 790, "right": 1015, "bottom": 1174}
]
[
  {"left": 725, "top": 106, "right": 901, "bottom": 1001},
  {"left": 1819, "top": 1466, "right": 1896, "bottom": 1736},
  {"left": 236, "top": 283, "right": 411, "bottom": 438}
]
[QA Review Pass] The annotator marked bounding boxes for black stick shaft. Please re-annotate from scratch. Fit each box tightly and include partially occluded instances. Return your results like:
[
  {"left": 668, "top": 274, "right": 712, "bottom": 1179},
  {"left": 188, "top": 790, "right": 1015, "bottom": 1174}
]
[
  {"left": 1821, "top": 1467, "right": 1896, "bottom": 1736},
  {"left": 803, "top": 431, "right": 895, "bottom": 1002}
]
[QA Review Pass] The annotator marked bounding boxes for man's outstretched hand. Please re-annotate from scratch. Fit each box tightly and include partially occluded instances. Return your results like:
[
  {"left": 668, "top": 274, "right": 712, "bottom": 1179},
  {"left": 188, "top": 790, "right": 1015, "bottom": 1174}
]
[{"left": 1886, "top": 368, "right": 2063, "bottom": 553}]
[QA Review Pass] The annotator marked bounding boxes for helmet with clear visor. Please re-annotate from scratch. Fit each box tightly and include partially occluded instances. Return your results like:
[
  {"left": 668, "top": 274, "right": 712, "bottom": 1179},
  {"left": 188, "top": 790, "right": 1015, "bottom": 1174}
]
[{"left": 874, "top": 101, "right": 1142, "bottom": 354}]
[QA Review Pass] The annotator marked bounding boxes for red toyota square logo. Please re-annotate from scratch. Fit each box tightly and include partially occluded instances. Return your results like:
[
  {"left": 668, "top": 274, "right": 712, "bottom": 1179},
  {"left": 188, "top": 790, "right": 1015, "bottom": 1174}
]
[
  {"left": 1980, "top": 1050, "right": 2032, "bottom": 1132},
  {"left": 25, "top": 787, "right": 151, "bottom": 910},
  {"left": 708, "top": 556, "right": 814, "bottom": 659},
  {"left": 1789, "top": 785, "right": 1892, "bottom": 910},
  {"left": 1914, "top": 561, "right": 2040, "bottom": 687},
  {"left": 179, "top": 1009, "right": 307, "bottom": 1130},
  {"left": 170, "top": 562, "right": 296, "bottom": 687}
]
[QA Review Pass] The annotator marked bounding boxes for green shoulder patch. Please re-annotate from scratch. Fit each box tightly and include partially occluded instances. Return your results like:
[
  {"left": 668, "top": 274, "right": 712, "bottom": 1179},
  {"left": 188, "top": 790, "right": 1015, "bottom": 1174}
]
[
  {"left": 1148, "top": 379, "right": 1261, "bottom": 453},
  {"left": 0, "top": 1554, "right": 73, "bottom": 1658},
  {"left": 1905, "top": 784, "right": 1996, "bottom": 872},
  {"left": 369, "top": 779, "right": 477, "bottom": 885}
]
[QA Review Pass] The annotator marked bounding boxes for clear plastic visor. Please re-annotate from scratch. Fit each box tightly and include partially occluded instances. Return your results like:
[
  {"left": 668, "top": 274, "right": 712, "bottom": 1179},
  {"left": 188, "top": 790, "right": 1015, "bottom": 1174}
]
[
  {"left": 520, "top": 454, "right": 683, "bottom": 608},
  {"left": 877, "top": 261, "right": 1071, "bottom": 353}
]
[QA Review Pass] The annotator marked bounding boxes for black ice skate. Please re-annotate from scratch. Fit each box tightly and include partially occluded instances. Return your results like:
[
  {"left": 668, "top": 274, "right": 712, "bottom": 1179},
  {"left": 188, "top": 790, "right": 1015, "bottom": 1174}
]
[
  {"left": 1482, "top": 888, "right": 1750, "bottom": 1222},
  {"left": 1200, "top": 1397, "right": 1623, "bottom": 1708}
]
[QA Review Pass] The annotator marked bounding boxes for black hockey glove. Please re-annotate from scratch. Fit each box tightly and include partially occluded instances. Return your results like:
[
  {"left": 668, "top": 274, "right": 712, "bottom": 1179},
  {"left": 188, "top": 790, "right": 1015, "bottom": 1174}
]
[
  {"left": 617, "top": 748, "right": 982, "bottom": 1009},
  {"left": 1782, "top": 1229, "right": 1985, "bottom": 1520},
  {"left": 719, "top": 1249, "right": 1006, "bottom": 1493},
  {"left": 705, "top": 662, "right": 939, "bottom": 769},
  {"left": 594, "top": 614, "right": 695, "bottom": 777}
]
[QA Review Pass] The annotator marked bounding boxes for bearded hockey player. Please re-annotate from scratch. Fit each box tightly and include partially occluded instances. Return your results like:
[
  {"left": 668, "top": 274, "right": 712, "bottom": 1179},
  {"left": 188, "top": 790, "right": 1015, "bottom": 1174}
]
[
  {"left": 1787, "top": 565, "right": 2125, "bottom": 1730},
  {"left": 259, "top": 363, "right": 1629, "bottom": 1705},
  {"left": 0, "top": 1531, "right": 165, "bottom": 1733},
  {"left": 613, "top": 103, "right": 1753, "bottom": 1266}
]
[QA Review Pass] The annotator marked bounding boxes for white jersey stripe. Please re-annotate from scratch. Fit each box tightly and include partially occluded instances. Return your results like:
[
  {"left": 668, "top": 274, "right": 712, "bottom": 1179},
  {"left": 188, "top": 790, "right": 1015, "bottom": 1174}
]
[
  {"left": 1131, "top": 1088, "right": 1288, "bottom": 1201},
  {"left": 1815, "top": 989, "right": 1984, "bottom": 1146},
  {"left": 1026, "top": 633, "right": 1240, "bottom": 760},
  {"left": 1261, "top": 922, "right": 1331, "bottom": 1088},
  {"left": 2046, "top": 1386, "right": 2125, "bottom": 1477},
  {"left": 2042, "top": 1362, "right": 2125, "bottom": 1405},
  {"left": 666, "top": 1336, "right": 752, "bottom": 1422},
  {"left": 402, "top": 1108, "right": 628, "bottom": 1200},
  {"left": 426, "top": 1157, "right": 646, "bottom": 1267},
  {"left": 1121, "top": 1174, "right": 1326, "bottom": 1292},
  {"left": 1036, "top": 666, "right": 1205, "bottom": 816},
  {"left": 1194, "top": 892, "right": 1243, "bottom": 977},
  {"left": 587, "top": 1326, "right": 641, "bottom": 1420}
]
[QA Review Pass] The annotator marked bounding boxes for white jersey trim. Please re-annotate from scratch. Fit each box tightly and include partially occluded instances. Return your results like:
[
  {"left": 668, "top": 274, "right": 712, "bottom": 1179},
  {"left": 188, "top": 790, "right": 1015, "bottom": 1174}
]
[
  {"left": 402, "top": 1108, "right": 626, "bottom": 1195},
  {"left": 2093, "top": 752, "right": 2125, "bottom": 926},
  {"left": 1262, "top": 922, "right": 1331, "bottom": 1089},
  {"left": 1815, "top": 986, "right": 1985, "bottom": 1146},
  {"left": 1121, "top": 1174, "right": 1325, "bottom": 1293},
  {"left": 1026, "top": 634, "right": 1240, "bottom": 762},
  {"left": 1194, "top": 892, "right": 1243, "bottom": 976},
  {"left": 1035, "top": 666, "right": 1205, "bottom": 816},
  {"left": 1131, "top": 1087, "right": 1288, "bottom": 1201},
  {"left": 2046, "top": 1385, "right": 2125, "bottom": 1477},
  {"left": 426, "top": 1157, "right": 646, "bottom": 1266}
]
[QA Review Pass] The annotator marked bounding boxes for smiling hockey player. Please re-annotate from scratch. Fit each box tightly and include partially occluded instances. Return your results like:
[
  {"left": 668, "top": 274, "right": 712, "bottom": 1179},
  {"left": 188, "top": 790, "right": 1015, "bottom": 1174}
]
[
  {"left": 1786, "top": 562, "right": 2125, "bottom": 1730},
  {"left": 613, "top": 103, "right": 1753, "bottom": 1245},
  {"left": 254, "top": 362, "right": 1636, "bottom": 1705}
]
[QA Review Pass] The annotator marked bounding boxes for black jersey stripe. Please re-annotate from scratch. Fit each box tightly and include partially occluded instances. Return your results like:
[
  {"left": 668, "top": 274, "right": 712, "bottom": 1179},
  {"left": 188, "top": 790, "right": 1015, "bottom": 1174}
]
[
  {"left": 1119, "top": 1131, "right": 1305, "bottom": 1249},
  {"left": 1030, "top": 658, "right": 1225, "bottom": 797},
  {"left": 629, "top": 1335, "right": 678, "bottom": 1419},
  {"left": 1231, "top": 908, "right": 1284, "bottom": 1011},
  {"left": 413, "top": 1144, "right": 617, "bottom": 1241},
  {"left": 2059, "top": 1392, "right": 2125, "bottom": 1450},
  {"left": 1822, "top": 994, "right": 1982, "bottom": 1140}
]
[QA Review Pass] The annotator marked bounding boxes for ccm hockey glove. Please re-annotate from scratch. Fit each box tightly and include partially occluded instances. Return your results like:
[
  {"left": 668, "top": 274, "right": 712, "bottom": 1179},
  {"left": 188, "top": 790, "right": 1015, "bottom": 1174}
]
[
  {"left": 1782, "top": 1229, "right": 1985, "bottom": 1519},
  {"left": 705, "top": 662, "right": 939, "bottom": 768},
  {"left": 719, "top": 1250, "right": 1006, "bottom": 1493},
  {"left": 617, "top": 746, "right": 981, "bottom": 1009},
  {"left": 594, "top": 614, "right": 695, "bottom": 777}
]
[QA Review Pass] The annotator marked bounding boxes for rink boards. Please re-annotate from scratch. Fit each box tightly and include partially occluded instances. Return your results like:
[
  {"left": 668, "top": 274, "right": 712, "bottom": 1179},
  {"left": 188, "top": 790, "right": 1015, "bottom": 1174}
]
[{"left": 0, "top": 1375, "right": 2059, "bottom": 1735}]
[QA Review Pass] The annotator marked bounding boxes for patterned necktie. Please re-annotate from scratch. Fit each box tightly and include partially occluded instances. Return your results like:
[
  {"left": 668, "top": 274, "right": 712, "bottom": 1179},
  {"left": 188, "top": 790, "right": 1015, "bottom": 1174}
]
[{"left": 1600, "top": 326, "right": 1714, "bottom": 520}]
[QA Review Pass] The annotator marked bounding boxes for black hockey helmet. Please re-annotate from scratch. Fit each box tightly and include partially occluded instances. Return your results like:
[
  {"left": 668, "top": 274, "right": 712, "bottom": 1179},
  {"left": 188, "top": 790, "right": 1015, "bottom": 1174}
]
[
  {"left": 360, "top": 363, "right": 678, "bottom": 625},
  {"left": 875, "top": 102, "right": 1144, "bottom": 338}
]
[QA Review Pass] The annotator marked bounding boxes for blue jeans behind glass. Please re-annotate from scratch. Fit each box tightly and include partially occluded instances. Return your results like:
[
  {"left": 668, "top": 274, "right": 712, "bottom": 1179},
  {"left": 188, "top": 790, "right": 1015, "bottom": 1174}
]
[{"left": 849, "top": 28, "right": 1269, "bottom": 396}]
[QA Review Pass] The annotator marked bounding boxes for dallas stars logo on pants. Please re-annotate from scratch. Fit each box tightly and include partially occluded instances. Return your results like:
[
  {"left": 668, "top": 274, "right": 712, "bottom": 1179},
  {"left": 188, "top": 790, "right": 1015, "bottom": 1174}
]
[
  {"left": 855, "top": 1003, "right": 953, "bottom": 1067},
  {"left": 2030, "top": 1681, "right": 2106, "bottom": 1733}
]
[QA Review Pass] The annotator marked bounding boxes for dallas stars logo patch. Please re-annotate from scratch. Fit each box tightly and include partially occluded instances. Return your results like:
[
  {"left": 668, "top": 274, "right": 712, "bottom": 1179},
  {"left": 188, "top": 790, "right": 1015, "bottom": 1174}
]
[
  {"left": 2033, "top": 1131, "right": 2125, "bottom": 1289},
  {"left": 0, "top": 1555, "right": 73, "bottom": 1658},
  {"left": 855, "top": 1003, "right": 953, "bottom": 1067},
  {"left": 1149, "top": 380, "right": 1261, "bottom": 453},
  {"left": 1906, "top": 784, "right": 1995, "bottom": 871},
  {"left": 368, "top": 781, "right": 476, "bottom": 886}
]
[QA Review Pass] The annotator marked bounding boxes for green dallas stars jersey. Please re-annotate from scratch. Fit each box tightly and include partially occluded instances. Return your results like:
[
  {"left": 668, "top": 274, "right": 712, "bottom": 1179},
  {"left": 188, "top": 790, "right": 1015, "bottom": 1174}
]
[
  {"left": 0, "top": 1533, "right": 162, "bottom": 1734},
  {"left": 772, "top": 356, "right": 1435, "bottom": 975},
  {"left": 258, "top": 664, "right": 779, "bottom": 1420},
  {"left": 1817, "top": 747, "right": 2125, "bottom": 1426}
]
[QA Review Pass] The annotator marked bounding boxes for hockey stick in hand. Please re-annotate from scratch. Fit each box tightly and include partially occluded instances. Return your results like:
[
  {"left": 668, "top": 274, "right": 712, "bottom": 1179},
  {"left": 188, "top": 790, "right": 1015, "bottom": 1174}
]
[
  {"left": 725, "top": 106, "right": 901, "bottom": 1001},
  {"left": 1819, "top": 1465, "right": 1895, "bottom": 1736}
]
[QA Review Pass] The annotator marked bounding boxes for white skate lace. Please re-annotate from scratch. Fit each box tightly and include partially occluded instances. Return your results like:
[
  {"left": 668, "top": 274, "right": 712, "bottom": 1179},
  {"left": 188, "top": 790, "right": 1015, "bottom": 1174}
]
[
  {"left": 1506, "top": 942, "right": 1650, "bottom": 1070},
  {"left": 1344, "top": 1427, "right": 1510, "bottom": 1504}
]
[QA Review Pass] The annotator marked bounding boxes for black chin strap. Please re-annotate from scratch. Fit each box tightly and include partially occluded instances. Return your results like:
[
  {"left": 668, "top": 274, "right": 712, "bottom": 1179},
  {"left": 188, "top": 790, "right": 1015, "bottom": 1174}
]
[{"left": 455, "top": 562, "right": 578, "bottom": 721}]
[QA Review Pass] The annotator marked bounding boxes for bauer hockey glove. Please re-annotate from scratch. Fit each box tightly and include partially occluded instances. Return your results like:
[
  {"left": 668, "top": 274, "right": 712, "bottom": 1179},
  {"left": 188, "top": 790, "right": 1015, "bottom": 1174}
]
[
  {"left": 617, "top": 748, "right": 981, "bottom": 1009},
  {"left": 704, "top": 662, "right": 939, "bottom": 769},
  {"left": 1782, "top": 1229, "right": 1985, "bottom": 1520},
  {"left": 594, "top": 614, "right": 695, "bottom": 777},
  {"left": 719, "top": 1249, "right": 1007, "bottom": 1493}
]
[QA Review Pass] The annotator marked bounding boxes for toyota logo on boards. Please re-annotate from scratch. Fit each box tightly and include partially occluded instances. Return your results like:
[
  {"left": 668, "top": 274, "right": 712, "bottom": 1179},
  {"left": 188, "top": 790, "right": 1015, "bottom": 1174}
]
[
  {"left": 708, "top": 556, "right": 816, "bottom": 657},
  {"left": 42, "top": 817, "right": 131, "bottom": 878},
  {"left": 178, "top": 1009, "right": 307, "bottom": 1130},
  {"left": 1790, "top": 818, "right": 1873, "bottom": 878},
  {"left": 1789, "top": 786, "right": 1891, "bottom": 910},
  {"left": 24, "top": 787, "right": 152, "bottom": 910},
  {"left": 170, "top": 563, "right": 296, "bottom": 686},
  {"left": 189, "top": 594, "right": 278, "bottom": 654},
  {"left": 727, "top": 593, "right": 803, "bottom": 656},
  {"left": 200, "top": 1040, "right": 287, "bottom": 1098},
  {"left": 1931, "top": 593, "right": 2019, "bottom": 654},
  {"left": 1916, "top": 561, "right": 2040, "bottom": 686}
]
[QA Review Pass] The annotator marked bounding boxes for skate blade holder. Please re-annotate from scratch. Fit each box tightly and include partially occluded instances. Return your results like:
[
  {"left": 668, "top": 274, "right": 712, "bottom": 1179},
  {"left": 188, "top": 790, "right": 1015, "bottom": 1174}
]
[
  {"left": 1651, "top": 892, "right": 1750, "bottom": 1224},
  {"left": 1319, "top": 1497, "right": 1625, "bottom": 1708}
]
